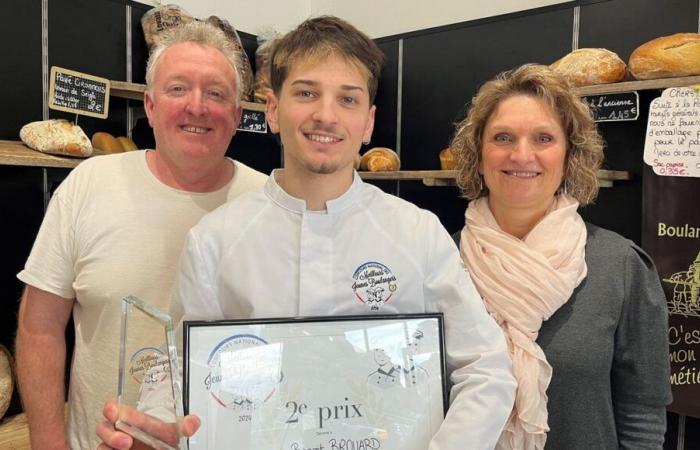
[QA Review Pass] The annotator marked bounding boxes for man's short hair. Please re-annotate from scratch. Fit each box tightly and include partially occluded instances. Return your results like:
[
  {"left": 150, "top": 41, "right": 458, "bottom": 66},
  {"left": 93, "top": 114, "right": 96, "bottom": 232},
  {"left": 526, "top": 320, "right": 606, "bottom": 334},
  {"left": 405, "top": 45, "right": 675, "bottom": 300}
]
[
  {"left": 270, "top": 16, "right": 385, "bottom": 103},
  {"left": 145, "top": 21, "right": 243, "bottom": 104}
]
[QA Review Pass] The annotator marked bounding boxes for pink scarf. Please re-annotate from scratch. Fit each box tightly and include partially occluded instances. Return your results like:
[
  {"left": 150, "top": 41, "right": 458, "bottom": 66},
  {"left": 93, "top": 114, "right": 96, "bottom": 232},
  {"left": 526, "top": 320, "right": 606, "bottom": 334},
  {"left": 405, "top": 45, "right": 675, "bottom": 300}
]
[{"left": 459, "top": 195, "right": 587, "bottom": 450}]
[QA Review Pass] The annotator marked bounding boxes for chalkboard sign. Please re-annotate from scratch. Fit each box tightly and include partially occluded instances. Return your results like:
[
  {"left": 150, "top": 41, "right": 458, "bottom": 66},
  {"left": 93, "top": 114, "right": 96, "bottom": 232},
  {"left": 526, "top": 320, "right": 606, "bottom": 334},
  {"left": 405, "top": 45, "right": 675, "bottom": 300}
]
[
  {"left": 582, "top": 92, "right": 639, "bottom": 122},
  {"left": 237, "top": 109, "right": 267, "bottom": 134},
  {"left": 49, "top": 66, "right": 110, "bottom": 119}
]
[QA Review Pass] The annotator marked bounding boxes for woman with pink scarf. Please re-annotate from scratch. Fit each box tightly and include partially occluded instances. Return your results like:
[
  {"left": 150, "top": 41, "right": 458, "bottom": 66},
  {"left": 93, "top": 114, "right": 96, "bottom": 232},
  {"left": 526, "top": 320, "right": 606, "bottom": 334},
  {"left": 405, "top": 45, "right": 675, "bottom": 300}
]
[{"left": 451, "top": 64, "right": 671, "bottom": 449}]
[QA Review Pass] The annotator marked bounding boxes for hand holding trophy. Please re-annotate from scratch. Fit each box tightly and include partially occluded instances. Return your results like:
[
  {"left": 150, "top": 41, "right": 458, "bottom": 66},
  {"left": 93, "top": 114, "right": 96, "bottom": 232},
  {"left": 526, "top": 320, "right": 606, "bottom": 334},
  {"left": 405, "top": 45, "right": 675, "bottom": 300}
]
[{"left": 109, "top": 296, "right": 195, "bottom": 449}]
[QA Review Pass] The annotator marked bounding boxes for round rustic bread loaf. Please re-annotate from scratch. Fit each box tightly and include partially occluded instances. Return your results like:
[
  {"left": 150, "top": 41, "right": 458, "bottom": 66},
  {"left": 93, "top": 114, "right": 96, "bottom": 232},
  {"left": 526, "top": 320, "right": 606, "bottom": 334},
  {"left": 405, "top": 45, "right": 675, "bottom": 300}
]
[
  {"left": 20, "top": 119, "right": 92, "bottom": 157},
  {"left": 0, "top": 344, "right": 14, "bottom": 420},
  {"left": 360, "top": 147, "right": 400, "bottom": 172},
  {"left": 629, "top": 33, "right": 700, "bottom": 80},
  {"left": 550, "top": 48, "right": 627, "bottom": 86}
]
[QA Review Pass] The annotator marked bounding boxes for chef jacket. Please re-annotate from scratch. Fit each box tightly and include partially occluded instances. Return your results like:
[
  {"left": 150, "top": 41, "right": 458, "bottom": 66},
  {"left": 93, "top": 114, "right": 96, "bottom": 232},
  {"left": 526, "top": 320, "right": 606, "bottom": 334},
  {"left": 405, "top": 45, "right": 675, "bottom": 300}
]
[{"left": 171, "top": 170, "right": 516, "bottom": 449}]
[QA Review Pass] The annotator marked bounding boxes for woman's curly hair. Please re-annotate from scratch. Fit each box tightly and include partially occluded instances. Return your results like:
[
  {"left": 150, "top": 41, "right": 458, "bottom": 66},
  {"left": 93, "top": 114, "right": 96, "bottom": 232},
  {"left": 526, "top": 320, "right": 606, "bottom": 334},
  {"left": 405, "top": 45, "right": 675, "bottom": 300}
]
[{"left": 450, "top": 63, "right": 604, "bottom": 205}]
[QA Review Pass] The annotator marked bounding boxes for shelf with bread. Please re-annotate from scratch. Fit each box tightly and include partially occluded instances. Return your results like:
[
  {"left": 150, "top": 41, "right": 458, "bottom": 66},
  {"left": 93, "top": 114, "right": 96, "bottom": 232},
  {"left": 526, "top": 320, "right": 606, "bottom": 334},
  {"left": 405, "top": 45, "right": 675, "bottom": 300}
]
[
  {"left": 0, "top": 139, "right": 140, "bottom": 169},
  {"left": 111, "top": 75, "right": 700, "bottom": 111},
  {"left": 110, "top": 80, "right": 267, "bottom": 112},
  {"left": 0, "top": 140, "right": 83, "bottom": 169},
  {"left": 358, "top": 169, "right": 630, "bottom": 188},
  {"left": 573, "top": 75, "right": 700, "bottom": 96},
  {"left": 0, "top": 141, "right": 630, "bottom": 187}
]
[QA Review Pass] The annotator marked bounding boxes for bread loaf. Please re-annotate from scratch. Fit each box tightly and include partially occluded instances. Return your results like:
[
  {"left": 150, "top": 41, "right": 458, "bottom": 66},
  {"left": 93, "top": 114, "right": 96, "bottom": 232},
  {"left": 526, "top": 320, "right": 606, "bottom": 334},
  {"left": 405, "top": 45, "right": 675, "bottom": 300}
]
[
  {"left": 116, "top": 136, "right": 138, "bottom": 151},
  {"left": 253, "top": 30, "right": 282, "bottom": 104},
  {"left": 550, "top": 48, "right": 627, "bottom": 86},
  {"left": 0, "top": 345, "right": 14, "bottom": 420},
  {"left": 205, "top": 16, "right": 255, "bottom": 102},
  {"left": 629, "top": 33, "right": 700, "bottom": 80},
  {"left": 360, "top": 147, "right": 400, "bottom": 172},
  {"left": 92, "top": 132, "right": 123, "bottom": 154},
  {"left": 141, "top": 4, "right": 194, "bottom": 49},
  {"left": 439, "top": 147, "right": 457, "bottom": 170},
  {"left": 20, "top": 120, "right": 92, "bottom": 157}
]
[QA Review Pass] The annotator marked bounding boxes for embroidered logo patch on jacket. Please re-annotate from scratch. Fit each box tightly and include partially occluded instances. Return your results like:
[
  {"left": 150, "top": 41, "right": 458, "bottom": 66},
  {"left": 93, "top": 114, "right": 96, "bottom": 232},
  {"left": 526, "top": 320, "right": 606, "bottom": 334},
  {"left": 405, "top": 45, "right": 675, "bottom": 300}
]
[{"left": 351, "top": 262, "right": 398, "bottom": 311}]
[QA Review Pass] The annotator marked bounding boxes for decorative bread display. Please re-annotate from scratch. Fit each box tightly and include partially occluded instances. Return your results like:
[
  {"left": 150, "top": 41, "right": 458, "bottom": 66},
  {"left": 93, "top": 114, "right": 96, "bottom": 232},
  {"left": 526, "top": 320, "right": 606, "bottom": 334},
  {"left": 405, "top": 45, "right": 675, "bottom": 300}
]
[
  {"left": 439, "top": 147, "right": 457, "bottom": 170},
  {"left": 550, "top": 48, "right": 627, "bottom": 86},
  {"left": 91, "top": 132, "right": 123, "bottom": 154},
  {"left": 141, "top": 4, "right": 194, "bottom": 49},
  {"left": 20, "top": 119, "right": 92, "bottom": 157},
  {"left": 205, "top": 16, "right": 255, "bottom": 102},
  {"left": 629, "top": 33, "right": 700, "bottom": 80},
  {"left": 253, "top": 29, "right": 282, "bottom": 103},
  {"left": 116, "top": 136, "right": 138, "bottom": 151},
  {"left": 360, "top": 147, "right": 400, "bottom": 172},
  {"left": 0, "top": 344, "right": 13, "bottom": 420}
]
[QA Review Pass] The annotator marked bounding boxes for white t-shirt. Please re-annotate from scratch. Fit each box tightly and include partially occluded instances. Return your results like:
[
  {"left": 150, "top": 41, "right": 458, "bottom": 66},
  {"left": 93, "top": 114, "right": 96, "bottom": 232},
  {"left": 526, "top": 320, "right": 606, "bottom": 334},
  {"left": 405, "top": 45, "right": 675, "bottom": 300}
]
[
  {"left": 17, "top": 150, "right": 266, "bottom": 450},
  {"left": 172, "top": 170, "right": 516, "bottom": 450}
]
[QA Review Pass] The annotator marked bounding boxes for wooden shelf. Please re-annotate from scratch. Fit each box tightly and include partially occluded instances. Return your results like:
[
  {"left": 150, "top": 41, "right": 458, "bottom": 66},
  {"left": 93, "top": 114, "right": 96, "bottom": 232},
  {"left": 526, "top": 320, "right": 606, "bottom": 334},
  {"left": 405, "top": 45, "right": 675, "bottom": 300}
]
[
  {"left": 0, "top": 140, "right": 85, "bottom": 169},
  {"left": 574, "top": 75, "right": 700, "bottom": 96},
  {"left": 358, "top": 169, "right": 630, "bottom": 187},
  {"left": 0, "top": 141, "right": 633, "bottom": 188},
  {"left": 109, "top": 80, "right": 267, "bottom": 111}
]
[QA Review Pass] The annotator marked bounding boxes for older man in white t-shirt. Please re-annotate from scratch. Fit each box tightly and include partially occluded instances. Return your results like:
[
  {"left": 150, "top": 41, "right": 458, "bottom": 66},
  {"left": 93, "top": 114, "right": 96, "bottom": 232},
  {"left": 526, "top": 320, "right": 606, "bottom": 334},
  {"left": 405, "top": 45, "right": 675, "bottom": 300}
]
[{"left": 15, "top": 21, "right": 266, "bottom": 450}]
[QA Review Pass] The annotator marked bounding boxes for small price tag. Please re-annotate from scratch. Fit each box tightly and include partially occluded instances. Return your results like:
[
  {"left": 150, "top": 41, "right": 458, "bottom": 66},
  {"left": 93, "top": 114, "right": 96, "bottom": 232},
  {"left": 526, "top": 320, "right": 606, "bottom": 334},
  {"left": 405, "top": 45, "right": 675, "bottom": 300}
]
[
  {"left": 237, "top": 109, "right": 267, "bottom": 134},
  {"left": 582, "top": 92, "right": 639, "bottom": 122}
]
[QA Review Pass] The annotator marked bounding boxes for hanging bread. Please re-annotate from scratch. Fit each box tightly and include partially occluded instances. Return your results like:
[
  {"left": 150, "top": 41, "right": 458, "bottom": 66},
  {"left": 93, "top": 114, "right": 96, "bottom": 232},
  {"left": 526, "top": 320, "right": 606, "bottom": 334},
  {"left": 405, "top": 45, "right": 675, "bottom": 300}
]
[
  {"left": 205, "top": 16, "right": 255, "bottom": 102},
  {"left": 141, "top": 4, "right": 194, "bottom": 49},
  {"left": 629, "top": 33, "right": 700, "bottom": 80},
  {"left": 550, "top": 48, "right": 627, "bottom": 86},
  {"left": 20, "top": 119, "right": 92, "bottom": 157},
  {"left": 360, "top": 147, "right": 400, "bottom": 172}
]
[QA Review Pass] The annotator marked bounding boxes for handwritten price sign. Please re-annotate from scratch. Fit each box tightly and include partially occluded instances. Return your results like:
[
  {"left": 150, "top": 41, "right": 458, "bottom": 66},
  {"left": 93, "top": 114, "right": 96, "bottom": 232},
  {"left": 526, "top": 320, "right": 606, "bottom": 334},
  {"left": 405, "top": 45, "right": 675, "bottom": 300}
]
[{"left": 643, "top": 87, "right": 700, "bottom": 178}]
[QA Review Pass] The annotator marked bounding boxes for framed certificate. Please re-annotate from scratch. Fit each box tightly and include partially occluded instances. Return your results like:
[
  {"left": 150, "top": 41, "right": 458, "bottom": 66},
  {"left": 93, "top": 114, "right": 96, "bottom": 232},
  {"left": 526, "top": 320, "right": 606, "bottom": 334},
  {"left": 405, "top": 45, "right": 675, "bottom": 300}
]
[{"left": 183, "top": 314, "right": 446, "bottom": 450}]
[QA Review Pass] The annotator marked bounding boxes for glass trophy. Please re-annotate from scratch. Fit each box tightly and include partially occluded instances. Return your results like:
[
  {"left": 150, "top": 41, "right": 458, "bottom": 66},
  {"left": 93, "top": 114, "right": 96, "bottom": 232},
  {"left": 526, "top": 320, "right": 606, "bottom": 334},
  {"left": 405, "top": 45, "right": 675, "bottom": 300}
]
[{"left": 117, "top": 295, "right": 188, "bottom": 450}]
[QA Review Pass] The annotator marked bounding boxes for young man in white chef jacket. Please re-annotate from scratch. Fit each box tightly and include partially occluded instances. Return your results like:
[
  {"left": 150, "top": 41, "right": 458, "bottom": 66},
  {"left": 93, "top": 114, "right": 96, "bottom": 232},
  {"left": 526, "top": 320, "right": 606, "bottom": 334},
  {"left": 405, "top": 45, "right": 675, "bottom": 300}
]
[{"left": 98, "top": 15, "right": 515, "bottom": 450}]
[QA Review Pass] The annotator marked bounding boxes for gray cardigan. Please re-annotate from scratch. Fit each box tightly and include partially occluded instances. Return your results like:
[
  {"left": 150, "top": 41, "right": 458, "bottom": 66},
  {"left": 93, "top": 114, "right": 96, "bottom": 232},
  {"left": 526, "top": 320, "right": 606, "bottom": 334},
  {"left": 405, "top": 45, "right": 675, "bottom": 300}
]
[
  {"left": 456, "top": 223, "right": 672, "bottom": 449},
  {"left": 538, "top": 223, "right": 671, "bottom": 449}
]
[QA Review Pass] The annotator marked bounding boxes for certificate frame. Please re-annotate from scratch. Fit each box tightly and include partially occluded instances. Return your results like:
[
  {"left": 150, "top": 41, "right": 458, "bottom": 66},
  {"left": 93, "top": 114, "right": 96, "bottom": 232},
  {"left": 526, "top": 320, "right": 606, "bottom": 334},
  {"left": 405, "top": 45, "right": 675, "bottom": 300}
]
[{"left": 183, "top": 314, "right": 446, "bottom": 450}]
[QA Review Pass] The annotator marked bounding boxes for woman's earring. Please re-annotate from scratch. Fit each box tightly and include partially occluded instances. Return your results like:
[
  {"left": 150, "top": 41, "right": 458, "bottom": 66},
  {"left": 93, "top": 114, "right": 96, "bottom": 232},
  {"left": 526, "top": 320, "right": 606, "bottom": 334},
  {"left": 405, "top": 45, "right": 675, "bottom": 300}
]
[
  {"left": 560, "top": 181, "right": 569, "bottom": 196},
  {"left": 477, "top": 175, "right": 483, "bottom": 192}
]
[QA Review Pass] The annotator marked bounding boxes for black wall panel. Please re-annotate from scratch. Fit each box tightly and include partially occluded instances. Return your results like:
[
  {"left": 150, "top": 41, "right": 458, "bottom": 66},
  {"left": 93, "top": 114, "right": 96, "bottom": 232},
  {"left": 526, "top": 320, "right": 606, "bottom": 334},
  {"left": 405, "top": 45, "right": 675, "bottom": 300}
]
[
  {"left": 48, "top": 0, "right": 128, "bottom": 139},
  {"left": 372, "top": 40, "right": 400, "bottom": 151},
  {"left": 395, "top": 5, "right": 574, "bottom": 233},
  {"left": 579, "top": 0, "right": 699, "bottom": 61},
  {"left": 400, "top": 7, "right": 574, "bottom": 170},
  {"left": 0, "top": 166, "right": 45, "bottom": 416},
  {"left": 2, "top": 1, "right": 42, "bottom": 140},
  {"left": 130, "top": 3, "right": 150, "bottom": 84}
]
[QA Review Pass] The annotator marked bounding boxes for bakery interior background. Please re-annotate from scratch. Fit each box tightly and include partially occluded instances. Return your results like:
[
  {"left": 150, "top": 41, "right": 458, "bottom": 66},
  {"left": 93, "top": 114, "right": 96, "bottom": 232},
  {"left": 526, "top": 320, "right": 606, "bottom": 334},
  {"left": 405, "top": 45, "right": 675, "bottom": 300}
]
[{"left": 1, "top": 0, "right": 699, "bottom": 448}]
